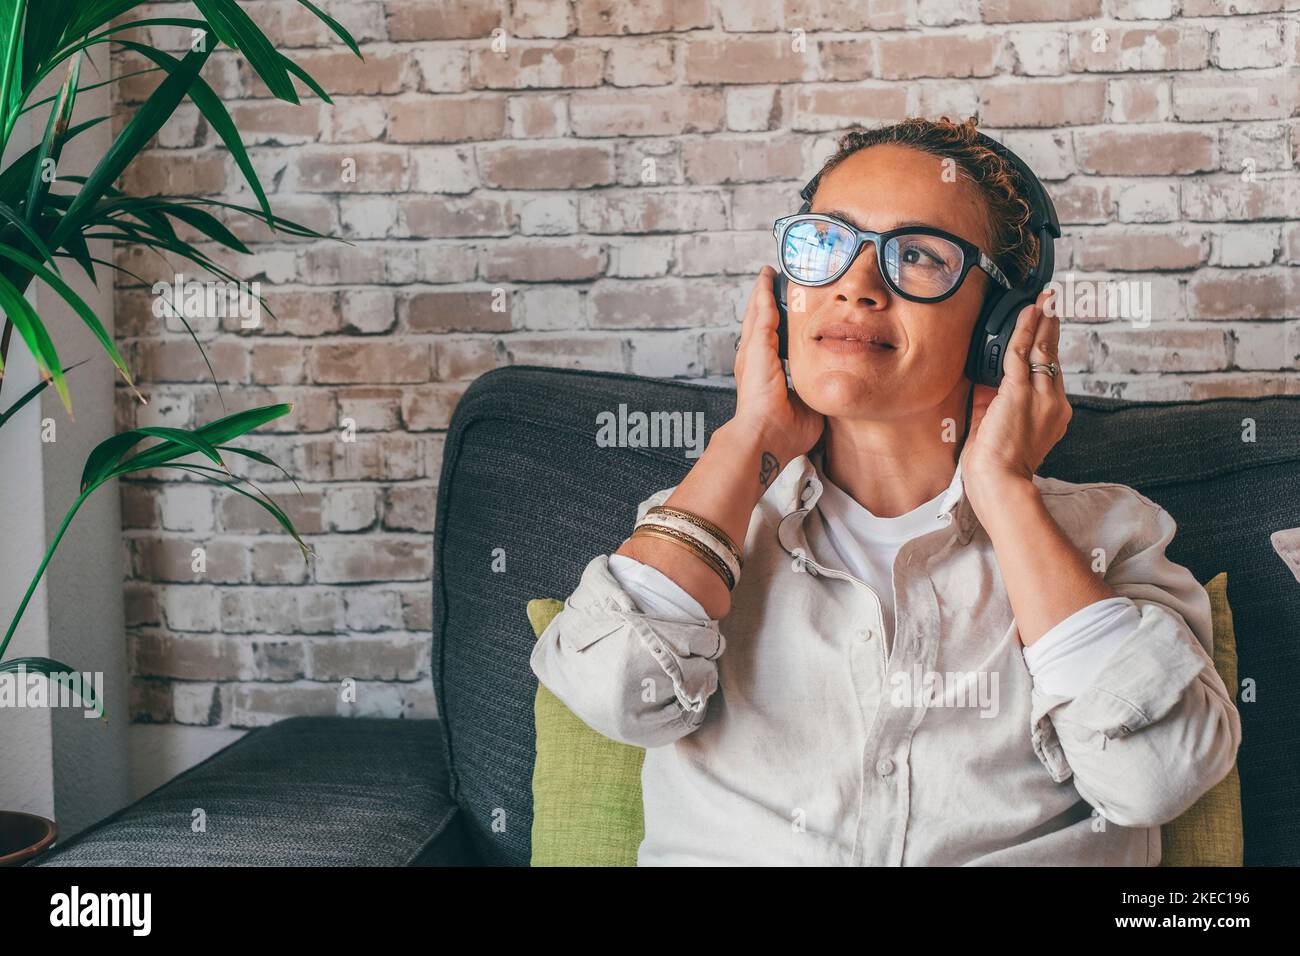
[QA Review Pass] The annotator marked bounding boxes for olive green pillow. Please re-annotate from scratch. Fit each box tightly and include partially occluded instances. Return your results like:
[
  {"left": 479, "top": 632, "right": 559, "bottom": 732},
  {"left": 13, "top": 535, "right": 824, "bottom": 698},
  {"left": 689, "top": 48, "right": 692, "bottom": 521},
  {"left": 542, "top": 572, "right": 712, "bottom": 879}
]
[
  {"left": 527, "top": 571, "right": 1243, "bottom": 867},
  {"left": 1160, "top": 571, "right": 1243, "bottom": 866},
  {"left": 527, "top": 598, "right": 644, "bottom": 867}
]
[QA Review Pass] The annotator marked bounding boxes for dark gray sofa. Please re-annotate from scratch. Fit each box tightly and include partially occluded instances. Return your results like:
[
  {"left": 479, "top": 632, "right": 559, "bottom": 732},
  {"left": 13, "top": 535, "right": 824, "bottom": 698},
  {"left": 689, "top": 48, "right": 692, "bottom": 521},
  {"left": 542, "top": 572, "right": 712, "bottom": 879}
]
[{"left": 32, "top": 365, "right": 1300, "bottom": 866}]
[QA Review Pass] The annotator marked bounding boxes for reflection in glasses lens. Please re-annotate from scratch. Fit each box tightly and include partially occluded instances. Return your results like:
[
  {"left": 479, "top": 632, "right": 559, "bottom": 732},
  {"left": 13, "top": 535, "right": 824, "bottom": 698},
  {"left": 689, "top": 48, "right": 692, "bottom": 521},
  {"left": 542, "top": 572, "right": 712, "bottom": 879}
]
[{"left": 781, "top": 219, "right": 967, "bottom": 300}]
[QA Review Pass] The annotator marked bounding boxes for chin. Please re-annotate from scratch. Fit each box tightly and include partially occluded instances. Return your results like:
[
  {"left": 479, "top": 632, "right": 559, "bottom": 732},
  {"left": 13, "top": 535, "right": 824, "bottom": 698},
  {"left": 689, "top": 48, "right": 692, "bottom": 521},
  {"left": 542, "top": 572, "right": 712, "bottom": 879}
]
[{"left": 795, "top": 369, "right": 893, "bottom": 419}]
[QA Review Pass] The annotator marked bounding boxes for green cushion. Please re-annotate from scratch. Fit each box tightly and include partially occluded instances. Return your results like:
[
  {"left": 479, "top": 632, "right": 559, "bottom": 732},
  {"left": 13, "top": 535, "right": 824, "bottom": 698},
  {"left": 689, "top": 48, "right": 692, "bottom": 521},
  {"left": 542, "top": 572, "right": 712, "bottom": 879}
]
[
  {"left": 527, "top": 599, "right": 644, "bottom": 867},
  {"left": 528, "top": 571, "right": 1244, "bottom": 866},
  {"left": 1160, "top": 571, "right": 1244, "bottom": 866}
]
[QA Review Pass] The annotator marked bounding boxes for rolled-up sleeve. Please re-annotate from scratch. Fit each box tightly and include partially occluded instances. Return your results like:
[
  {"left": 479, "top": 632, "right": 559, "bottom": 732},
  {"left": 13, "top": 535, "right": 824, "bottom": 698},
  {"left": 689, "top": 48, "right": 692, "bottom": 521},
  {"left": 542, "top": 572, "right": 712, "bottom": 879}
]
[
  {"left": 529, "top": 487, "right": 727, "bottom": 749},
  {"left": 1027, "top": 489, "right": 1242, "bottom": 829}
]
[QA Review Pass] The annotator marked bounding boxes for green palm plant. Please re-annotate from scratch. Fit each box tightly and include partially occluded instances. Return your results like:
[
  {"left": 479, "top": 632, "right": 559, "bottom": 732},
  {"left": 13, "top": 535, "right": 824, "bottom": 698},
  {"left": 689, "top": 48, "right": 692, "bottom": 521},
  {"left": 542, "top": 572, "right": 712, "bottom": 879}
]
[{"left": 0, "top": 0, "right": 361, "bottom": 717}]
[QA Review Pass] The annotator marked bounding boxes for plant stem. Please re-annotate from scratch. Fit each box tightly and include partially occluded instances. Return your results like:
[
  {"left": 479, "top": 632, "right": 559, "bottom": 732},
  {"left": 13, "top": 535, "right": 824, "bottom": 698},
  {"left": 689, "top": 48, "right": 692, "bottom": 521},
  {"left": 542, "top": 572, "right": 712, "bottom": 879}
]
[{"left": 0, "top": 485, "right": 93, "bottom": 661}]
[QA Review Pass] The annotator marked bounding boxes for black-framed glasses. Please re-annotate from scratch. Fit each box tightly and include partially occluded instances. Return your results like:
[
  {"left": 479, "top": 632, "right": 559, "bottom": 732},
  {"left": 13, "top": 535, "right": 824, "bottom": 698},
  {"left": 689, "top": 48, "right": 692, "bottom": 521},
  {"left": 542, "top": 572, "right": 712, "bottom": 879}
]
[{"left": 772, "top": 212, "right": 1013, "bottom": 303}]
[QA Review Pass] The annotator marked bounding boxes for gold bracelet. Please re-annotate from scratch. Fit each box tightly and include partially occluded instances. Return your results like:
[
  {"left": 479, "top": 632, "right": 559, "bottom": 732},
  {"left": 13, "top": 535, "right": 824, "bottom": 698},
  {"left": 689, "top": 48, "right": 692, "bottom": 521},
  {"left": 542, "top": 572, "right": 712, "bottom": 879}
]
[
  {"left": 645, "top": 505, "right": 743, "bottom": 568},
  {"left": 629, "top": 525, "right": 736, "bottom": 592}
]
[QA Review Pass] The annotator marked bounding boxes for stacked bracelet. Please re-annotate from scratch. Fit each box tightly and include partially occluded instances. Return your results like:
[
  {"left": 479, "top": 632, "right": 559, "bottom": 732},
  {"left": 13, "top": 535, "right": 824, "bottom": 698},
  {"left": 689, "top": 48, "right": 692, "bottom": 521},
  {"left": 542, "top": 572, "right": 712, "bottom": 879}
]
[{"left": 630, "top": 505, "right": 743, "bottom": 592}]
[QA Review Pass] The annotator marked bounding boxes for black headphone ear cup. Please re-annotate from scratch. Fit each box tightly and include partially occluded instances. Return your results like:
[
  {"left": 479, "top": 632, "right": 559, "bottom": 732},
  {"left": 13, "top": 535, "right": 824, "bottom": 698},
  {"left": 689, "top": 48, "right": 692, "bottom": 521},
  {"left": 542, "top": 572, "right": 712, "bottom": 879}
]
[
  {"left": 774, "top": 272, "right": 789, "bottom": 360},
  {"left": 972, "top": 291, "right": 1034, "bottom": 387}
]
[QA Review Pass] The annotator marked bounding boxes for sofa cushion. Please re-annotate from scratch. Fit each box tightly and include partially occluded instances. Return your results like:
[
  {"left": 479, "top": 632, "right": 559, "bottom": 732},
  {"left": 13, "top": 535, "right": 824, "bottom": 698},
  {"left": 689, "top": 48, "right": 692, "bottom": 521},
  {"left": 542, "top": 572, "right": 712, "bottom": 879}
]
[
  {"left": 32, "top": 716, "right": 457, "bottom": 866},
  {"left": 527, "top": 598, "right": 645, "bottom": 867},
  {"left": 1161, "top": 572, "right": 1243, "bottom": 866}
]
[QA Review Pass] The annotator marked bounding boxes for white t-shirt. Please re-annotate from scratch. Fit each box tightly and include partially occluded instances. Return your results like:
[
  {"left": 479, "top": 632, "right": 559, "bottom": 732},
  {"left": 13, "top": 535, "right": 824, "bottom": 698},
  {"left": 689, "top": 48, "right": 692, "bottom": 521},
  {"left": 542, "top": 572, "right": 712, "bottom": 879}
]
[{"left": 609, "top": 463, "right": 1141, "bottom": 698}]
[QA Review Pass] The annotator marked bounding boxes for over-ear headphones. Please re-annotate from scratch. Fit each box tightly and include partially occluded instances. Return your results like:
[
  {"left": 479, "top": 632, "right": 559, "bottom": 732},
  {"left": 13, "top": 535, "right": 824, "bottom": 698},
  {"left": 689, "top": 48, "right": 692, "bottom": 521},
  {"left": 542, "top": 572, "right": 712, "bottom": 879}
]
[{"left": 773, "top": 130, "right": 1060, "bottom": 388}]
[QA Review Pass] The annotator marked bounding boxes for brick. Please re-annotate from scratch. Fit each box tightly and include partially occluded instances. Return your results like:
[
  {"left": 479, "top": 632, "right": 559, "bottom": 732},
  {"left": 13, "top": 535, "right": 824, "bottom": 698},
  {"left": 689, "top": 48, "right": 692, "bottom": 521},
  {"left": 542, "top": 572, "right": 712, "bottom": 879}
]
[
  {"left": 979, "top": 79, "right": 1106, "bottom": 127},
  {"left": 1115, "top": 181, "right": 1179, "bottom": 223},
  {"left": 313, "top": 537, "right": 431, "bottom": 583},
  {"left": 386, "top": 95, "right": 507, "bottom": 142},
  {"left": 1068, "top": 26, "right": 1209, "bottom": 72},
  {"left": 307, "top": 341, "right": 433, "bottom": 384},
  {"left": 321, "top": 485, "right": 379, "bottom": 531},
  {"left": 1009, "top": 30, "right": 1068, "bottom": 76},
  {"left": 1095, "top": 326, "right": 1230, "bottom": 372},
  {"left": 220, "top": 588, "right": 344, "bottom": 634},
  {"left": 1207, "top": 225, "right": 1281, "bottom": 267},
  {"left": 1211, "top": 20, "right": 1287, "bottom": 69},
  {"left": 1073, "top": 229, "right": 1204, "bottom": 271},
  {"left": 515, "top": 285, "right": 587, "bottom": 328},
  {"left": 1107, "top": 77, "right": 1171, "bottom": 123},
  {"left": 675, "top": 232, "right": 773, "bottom": 275},
  {"left": 979, "top": 0, "right": 1101, "bottom": 21},
  {"left": 574, "top": 0, "right": 711, "bottom": 35},
  {"left": 1188, "top": 270, "right": 1297, "bottom": 319},
  {"left": 579, "top": 189, "right": 728, "bottom": 233},
  {"left": 726, "top": 87, "right": 784, "bottom": 131},
  {"left": 1075, "top": 129, "right": 1217, "bottom": 175},
  {"left": 876, "top": 33, "right": 1004, "bottom": 79},
  {"left": 337, "top": 387, "right": 404, "bottom": 432},
  {"left": 1171, "top": 71, "right": 1296, "bottom": 122},
  {"left": 501, "top": 334, "right": 625, "bottom": 371},
  {"left": 1181, "top": 177, "right": 1296, "bottom": 220},
  {"left": 295, "top": 434, "right": 443, "bottom": 481},
  {"left": 792, "top": 84, "right": 910, "bottom": 131},
  {"left": 400, "top": 384, "right": 469, "bottom": 431},
  {"left": 308, "top": 635, "right": 425, "bottom": 681},
  {"left": 519, "top": 195, "right": 579, "bottom": 234},
  {"left": 506, "top": 94, "right": 568, "bottom": 137},
  {"left": 607, "top": 38, "right": 676, "bottom": 87},
  {"left": 386, "top": 0, "right": 500, "bottom": 40},
  {"left": 220, "top": 489, "right": 323, "bottom": 534},
  {"left": 288, "top": 145, "right": 408, "bottom": 192},
  {"left": 343, "top": 589, "right": 405, "bottom": 631},
  {"left": 590, "top": 280, "right": 736, "bottom": 328},
  {"left": 570, "top": 88, "right": 724, "bottom": 137},
  {"left": 681, "top": 136, "right": 806, "bottom": 184},
  {"left": 402, "top": 195, "right": 513, "bottom": 238},
  {"left": 684, "top": 35, "right": 810, "bottom": 85},
  {"left": 413, "top": 47, "right": 470, "bottom": 92},
  {"left": 479, "top": 143, "right": 615, "bottom": 188},
  {"left": 120, "top": 151, "right": 226, "bottom": 196},
  {"left": 815, "top": 39, "right": 875, "bottom": 83},
  {"left": 482, "top": 239, "right": 605, "bottom": 282},
  {"left": 384, "top": 485, "right": 438, "bottom": 531},
  {"left": 470, "top": 45, "right": 605, "bottom": 89},
  {"left": 784, "top": 0, "right": 906, "bottom": 30},
  {"left": 403, "top": 290, "right": 514, "bottom": 333},
  {"left": 1233, "top": 321, "right": 1300, "bottom": 370},
  {"left": 338, "top": 196, "right": 400, "bottom": 239},
  {"left": 509, "top": 0, "right": 573, "bottom": 38}
]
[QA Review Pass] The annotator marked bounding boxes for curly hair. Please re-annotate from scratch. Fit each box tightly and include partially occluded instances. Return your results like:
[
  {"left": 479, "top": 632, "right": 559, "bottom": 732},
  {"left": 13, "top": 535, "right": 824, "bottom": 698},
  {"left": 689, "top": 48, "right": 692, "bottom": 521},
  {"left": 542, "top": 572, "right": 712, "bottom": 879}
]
[{"left": 812, "top": 115, "right": 1040, "bottom": 290}]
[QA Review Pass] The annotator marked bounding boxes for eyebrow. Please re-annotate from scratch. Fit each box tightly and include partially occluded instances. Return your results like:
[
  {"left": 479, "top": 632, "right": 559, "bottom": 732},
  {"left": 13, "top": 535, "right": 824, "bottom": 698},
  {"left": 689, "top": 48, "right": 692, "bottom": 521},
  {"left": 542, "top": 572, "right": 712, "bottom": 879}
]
[{"left": 818, "top": 208, "right": 936, "bottom": 232}]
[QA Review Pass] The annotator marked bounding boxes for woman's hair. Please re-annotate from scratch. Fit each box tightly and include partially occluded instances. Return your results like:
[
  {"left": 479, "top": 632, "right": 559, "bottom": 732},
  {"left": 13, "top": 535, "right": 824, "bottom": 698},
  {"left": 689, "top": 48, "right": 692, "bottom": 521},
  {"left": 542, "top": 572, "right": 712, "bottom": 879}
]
[{"left": 812, "top": 115, "right": 1040, "bottom": 289}]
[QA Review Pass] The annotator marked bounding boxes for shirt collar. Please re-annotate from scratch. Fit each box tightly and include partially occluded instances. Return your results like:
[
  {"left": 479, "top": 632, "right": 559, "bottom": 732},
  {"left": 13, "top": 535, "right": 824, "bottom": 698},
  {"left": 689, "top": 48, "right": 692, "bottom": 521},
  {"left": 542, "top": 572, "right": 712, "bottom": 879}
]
[{"left": 769, "top": 439, "right": 978, "bottom": 548}]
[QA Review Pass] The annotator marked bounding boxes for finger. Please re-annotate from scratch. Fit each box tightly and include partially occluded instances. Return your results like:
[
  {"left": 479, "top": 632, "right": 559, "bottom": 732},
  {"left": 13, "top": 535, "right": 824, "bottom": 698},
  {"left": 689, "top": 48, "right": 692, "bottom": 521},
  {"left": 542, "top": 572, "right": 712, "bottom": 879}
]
[
  {"left": 735, "top": 268, "right": 769, "bottom": 381},
  {"left": 1001, "top": 301, "right": 1041, "bottom": 389},
  {"left": 1030, "top": 303, "right": 1059, "bottom": 396}
]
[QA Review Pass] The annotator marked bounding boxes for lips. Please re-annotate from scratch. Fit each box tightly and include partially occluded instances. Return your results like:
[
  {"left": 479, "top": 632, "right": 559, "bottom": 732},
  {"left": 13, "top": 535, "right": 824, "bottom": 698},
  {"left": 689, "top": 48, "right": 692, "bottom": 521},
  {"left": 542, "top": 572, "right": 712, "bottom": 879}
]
[{"left": 813, "top": 322, "right": 896, "bottom": 349}]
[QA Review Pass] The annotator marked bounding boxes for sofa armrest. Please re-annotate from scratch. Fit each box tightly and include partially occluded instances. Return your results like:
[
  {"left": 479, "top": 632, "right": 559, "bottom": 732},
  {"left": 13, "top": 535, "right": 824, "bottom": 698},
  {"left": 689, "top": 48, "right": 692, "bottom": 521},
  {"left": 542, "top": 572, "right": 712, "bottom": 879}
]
[{"left": 31, "top": 716, "right": 459, "bottom": 867}]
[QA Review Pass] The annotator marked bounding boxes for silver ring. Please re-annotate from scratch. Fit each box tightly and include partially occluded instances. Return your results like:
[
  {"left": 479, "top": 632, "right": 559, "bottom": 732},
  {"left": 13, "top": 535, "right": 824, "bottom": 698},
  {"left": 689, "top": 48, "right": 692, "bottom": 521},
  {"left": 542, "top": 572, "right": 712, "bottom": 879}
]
[
  {"left": 1028, "top": 361, "right": 1059, "bottom": 379},
  {"left": 734, "top": 335, "right": 741, "bottom": 351}
]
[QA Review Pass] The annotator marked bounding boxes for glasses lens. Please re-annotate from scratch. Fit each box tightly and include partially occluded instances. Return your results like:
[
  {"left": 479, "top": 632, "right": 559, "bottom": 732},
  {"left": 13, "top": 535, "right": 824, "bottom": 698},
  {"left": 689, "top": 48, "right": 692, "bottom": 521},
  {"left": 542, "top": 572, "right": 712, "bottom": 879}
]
[
  {"left": 781, "top": 218, "right": 858, "bottom": 283},
  {"left": 884, "top": 232, "right": 965, "bottom": 299}
]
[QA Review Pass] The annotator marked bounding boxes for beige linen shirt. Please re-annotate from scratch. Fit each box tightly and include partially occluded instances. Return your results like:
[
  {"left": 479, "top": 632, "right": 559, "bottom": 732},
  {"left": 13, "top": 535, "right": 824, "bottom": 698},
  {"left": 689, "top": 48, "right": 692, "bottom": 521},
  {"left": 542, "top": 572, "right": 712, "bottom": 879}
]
[{"left": 529, "top": 444, "right": 1242, "bottom": 865}]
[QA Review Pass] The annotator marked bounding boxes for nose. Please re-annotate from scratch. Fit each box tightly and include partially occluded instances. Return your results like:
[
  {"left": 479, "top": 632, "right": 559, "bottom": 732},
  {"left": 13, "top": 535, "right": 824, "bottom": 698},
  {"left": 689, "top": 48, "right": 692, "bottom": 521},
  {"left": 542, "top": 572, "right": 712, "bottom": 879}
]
[{"left": 833, "top": 238, "right": 891, "bottom": 309}]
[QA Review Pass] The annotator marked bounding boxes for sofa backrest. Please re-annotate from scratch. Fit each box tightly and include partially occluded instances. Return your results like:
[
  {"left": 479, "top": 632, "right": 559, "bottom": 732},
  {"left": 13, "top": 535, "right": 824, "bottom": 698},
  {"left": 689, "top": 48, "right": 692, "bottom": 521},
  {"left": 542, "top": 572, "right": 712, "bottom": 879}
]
[{"left": 430, "top": 366, "right": 1300, "bottom": 867}]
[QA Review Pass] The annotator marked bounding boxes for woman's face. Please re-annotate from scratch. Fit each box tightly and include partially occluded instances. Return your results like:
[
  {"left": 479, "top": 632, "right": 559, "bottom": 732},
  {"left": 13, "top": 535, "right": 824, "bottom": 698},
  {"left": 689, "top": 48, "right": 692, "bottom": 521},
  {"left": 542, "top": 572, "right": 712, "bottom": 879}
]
[{"left": 787, "top": 143, "right": 996, "bottom": 423}]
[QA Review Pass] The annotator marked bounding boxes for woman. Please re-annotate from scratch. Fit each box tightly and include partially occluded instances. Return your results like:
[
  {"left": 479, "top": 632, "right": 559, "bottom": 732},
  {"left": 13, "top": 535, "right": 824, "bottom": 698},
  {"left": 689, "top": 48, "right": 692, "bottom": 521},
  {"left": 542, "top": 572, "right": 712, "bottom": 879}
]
[{"left": 531, "top": 116, "right": 1241, "bottom": 866}]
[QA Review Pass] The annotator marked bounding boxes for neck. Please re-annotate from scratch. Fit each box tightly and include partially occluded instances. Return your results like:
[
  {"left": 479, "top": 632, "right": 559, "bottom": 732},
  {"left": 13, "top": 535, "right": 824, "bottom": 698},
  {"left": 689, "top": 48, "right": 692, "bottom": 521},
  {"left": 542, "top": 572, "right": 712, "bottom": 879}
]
[{"left": 819, "top": 377, "right": 973, "bottom": 518}]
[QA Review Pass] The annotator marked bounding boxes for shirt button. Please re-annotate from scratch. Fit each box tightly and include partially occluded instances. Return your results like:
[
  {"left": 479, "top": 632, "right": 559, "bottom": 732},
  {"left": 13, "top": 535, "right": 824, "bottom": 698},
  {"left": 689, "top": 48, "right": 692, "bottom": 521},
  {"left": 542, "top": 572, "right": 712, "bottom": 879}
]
[
  {"left": 650, "top": 640, "right": 664, "bottom": 656},
  {"left": 861, "top": 628, "right": 876, "bottom": 642},
  {"left": 877, "top": 757, "right": 895, "bottom": 776}
]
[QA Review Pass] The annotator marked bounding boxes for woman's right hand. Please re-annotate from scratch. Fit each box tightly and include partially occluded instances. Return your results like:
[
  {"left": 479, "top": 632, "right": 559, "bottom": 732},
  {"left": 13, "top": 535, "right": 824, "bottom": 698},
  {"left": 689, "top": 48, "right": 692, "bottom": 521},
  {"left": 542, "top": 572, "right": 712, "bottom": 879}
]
[{"left": 733, "top": 266, "right": 826, "bottom": 471}]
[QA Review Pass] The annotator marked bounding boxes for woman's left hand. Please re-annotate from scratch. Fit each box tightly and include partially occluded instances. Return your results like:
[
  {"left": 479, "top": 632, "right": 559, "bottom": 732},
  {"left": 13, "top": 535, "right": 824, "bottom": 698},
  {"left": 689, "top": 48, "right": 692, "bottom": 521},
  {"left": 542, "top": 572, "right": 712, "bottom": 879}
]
[{"left": 960, "top": 289, "right": 1072, "bottom": 508}]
